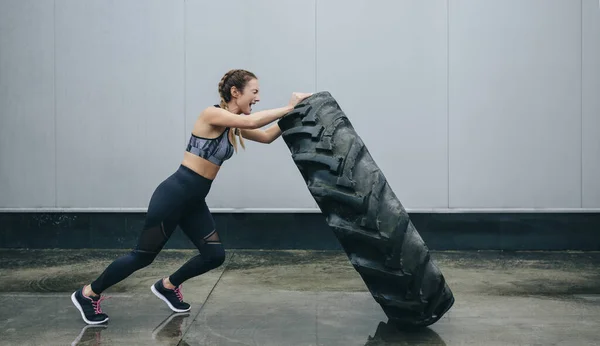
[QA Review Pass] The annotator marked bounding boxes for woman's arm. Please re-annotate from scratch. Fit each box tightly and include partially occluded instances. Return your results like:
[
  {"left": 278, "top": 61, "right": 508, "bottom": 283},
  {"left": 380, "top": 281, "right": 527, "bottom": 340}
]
[
  {"left": 201, "top": 92, "right": 312, "bottom": 130},
  {"left": 240, "top": 123, "right": 282, "bottom": 144},
  {"left": 202, "top": 106, "right": 292, "bottom": 129}
]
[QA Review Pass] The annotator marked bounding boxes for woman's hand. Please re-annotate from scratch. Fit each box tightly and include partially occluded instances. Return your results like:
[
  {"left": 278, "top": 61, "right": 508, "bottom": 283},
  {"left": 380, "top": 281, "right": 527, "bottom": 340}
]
[{"left": 288, "top": 92, "right": 313, "bottom": 108}]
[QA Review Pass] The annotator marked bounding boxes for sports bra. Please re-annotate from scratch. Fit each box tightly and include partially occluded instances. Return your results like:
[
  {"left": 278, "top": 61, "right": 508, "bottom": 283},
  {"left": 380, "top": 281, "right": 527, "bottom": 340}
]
[{"left": 185, "top": 105, "right": 234, "bottom": 166}]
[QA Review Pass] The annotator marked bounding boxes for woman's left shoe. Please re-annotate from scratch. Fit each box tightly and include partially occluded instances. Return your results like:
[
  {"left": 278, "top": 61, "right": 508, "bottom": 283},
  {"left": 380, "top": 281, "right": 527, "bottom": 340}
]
[{"left": 151, "top": 279, "right": 191, "bottom": 313}]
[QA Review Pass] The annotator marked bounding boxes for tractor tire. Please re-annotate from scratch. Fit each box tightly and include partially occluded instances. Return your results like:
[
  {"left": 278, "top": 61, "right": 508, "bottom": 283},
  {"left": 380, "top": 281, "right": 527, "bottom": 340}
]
[{"left": 277, "top": 91, "right": 454, "bottom": 329}]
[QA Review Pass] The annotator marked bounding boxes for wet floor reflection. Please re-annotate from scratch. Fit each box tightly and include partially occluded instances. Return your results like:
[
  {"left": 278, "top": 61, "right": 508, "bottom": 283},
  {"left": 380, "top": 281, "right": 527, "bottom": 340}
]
[
  {"left": 364, "top": 320, "right": 446, "bottom": 346},
  {"left": 151, "top": 312, "right": 192, "bottom": 345},
  {"left": 70, "top": 312, "right": 193, "bottom": 346},
  {"left": 70, "top": 324, "right": 107, "bottom": 346}
]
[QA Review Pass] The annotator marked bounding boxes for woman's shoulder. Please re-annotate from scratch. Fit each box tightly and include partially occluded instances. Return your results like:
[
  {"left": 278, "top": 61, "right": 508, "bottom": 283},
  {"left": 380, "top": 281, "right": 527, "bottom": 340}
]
[
  {"left": 196, "top": 105, "right": 229, "bottom": 130},
  {"left": 199, "top": 104, "right": 222, "bottom": 116}
]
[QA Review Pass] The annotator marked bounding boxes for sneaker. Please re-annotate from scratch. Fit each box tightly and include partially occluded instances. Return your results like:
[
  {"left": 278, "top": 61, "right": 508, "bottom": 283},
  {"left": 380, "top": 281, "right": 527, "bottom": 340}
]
[
  {"left": 151, "top": 279, "right": 191, "bottom": 313},
  {"left": 71, "top": 287, "right": 109, "bottom": 325}
]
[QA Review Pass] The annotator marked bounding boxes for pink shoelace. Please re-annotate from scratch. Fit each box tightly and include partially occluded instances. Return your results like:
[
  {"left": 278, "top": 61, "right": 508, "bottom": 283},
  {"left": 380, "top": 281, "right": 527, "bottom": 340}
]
[
  {"left": 174, "top": 285, "right": 184, "bottom": 302},
  {"left": 92, "top": 295, "right": 107, "bottom": 314}
]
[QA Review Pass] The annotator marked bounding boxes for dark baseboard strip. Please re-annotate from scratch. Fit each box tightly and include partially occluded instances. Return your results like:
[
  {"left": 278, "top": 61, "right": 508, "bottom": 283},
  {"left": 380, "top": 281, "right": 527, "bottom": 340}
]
[{"left": 0, "top": 212, "right": 599, "bottom": 251}]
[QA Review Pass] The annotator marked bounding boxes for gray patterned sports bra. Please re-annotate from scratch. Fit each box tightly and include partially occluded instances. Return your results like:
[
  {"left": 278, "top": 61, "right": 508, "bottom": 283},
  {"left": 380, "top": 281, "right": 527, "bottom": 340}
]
[{"left": 186, "top": 106, "right": 234, "bottom": 166}]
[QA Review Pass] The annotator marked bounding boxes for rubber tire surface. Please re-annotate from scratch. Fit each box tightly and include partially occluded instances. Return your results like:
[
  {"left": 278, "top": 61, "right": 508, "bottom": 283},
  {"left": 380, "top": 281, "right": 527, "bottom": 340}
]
[{"left": 277, "top": 91, "right": 454, "bottom": 329}]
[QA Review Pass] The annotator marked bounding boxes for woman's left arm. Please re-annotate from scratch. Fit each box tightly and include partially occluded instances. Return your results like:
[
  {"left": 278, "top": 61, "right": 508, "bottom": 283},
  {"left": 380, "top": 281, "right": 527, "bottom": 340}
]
[{"left": 240, "top": 124, "right": 282, "bottom": 144}]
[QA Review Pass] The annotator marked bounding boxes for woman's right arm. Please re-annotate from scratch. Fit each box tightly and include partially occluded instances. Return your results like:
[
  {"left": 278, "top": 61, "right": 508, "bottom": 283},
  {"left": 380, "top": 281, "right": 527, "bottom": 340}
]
[
  {"left": 202, "top": 105, "right": 293, "bottom": 129},
  {"left": 202, "top": 92, "right": 312, "bottom": 129}
]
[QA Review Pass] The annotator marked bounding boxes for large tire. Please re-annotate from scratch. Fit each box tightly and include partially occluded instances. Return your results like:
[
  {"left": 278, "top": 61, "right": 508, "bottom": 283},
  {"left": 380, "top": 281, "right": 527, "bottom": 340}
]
[{"left": 277, "top": 91, "right": 454, "bottom": 329}]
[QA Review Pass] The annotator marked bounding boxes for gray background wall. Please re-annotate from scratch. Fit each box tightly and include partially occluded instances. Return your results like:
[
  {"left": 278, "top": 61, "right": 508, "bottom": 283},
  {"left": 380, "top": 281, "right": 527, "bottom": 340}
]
[{"left": 1, "top": 0, "right": 599, "bottom": 213}]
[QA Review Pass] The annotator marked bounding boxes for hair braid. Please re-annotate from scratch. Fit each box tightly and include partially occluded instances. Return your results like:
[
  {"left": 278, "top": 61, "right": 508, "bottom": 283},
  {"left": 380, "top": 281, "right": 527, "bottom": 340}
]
[
  {"left": 217, "top": 69, "right": 256, "bottom": 152},
  {"left": 218, "top": 69, "right": 235, "bottom": 110}
]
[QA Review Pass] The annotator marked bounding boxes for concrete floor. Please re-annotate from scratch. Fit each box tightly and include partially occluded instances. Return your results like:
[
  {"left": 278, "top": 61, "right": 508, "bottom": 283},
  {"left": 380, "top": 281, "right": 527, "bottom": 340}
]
[{"left": 0, "top": 249, "right": 599, "bottom": 346}]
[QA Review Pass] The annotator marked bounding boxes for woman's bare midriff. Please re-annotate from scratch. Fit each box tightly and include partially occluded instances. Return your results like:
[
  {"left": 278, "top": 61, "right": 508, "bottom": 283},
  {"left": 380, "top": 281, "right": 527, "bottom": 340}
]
[
  {"left": 181, "top": 116, "right": 232, "bottom": 180},
  {"left": 181, "top": 152, "right": 221, "bottom": 181}
]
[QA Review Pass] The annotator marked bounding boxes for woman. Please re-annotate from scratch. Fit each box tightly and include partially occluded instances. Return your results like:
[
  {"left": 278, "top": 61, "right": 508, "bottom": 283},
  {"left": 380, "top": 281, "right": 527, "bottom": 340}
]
[{"left": 71, "top": 69, "right": 312, "bottom": 325}]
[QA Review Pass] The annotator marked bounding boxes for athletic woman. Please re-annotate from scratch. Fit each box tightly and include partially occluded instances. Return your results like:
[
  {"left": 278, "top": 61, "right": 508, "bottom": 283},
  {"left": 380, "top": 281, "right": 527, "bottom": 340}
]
[{"left": 71, "top": 69, "right": 312, "bottom": 324}]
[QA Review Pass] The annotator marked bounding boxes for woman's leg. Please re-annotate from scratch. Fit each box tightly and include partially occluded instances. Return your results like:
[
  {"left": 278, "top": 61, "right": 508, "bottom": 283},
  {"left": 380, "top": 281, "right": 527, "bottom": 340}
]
[
  {"left": 150, "top": 200, "right": 225, "bottom": 312},
  {"left": 71, "top": 172, "right": 189, "bottom": 324},
  {"left": 170, "top": 200, "right": 226, "bottom": 285},
  {"left": 90, "top": 178, "right": 187, "bottom": 294}
]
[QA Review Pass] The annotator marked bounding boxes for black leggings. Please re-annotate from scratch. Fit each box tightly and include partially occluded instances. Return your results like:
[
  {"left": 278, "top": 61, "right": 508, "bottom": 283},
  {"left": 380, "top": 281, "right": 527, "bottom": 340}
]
[{"left": 90, "top": 165, "right": 225, "bottom": 294}]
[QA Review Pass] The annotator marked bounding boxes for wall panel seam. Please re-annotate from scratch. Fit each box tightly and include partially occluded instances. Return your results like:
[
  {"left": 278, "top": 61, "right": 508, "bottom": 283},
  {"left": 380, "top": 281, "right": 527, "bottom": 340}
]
[
  {"left": 184, "top": 0, "right": 187, "bottom": 149},
  {"left": 580, "top": 0, "right": 584, "bottom": 208},
  {"left": 53, "top": 0, "right": 57, "bottom": 208},
  {"left": 314, "top": 0, "right": 318, "bottom": 210},
  {"left": 314, "top": 0, "right": 318, "bottom": 93},
  {"left": 447, "top": 0, "right": 450, "bottom": 209}
]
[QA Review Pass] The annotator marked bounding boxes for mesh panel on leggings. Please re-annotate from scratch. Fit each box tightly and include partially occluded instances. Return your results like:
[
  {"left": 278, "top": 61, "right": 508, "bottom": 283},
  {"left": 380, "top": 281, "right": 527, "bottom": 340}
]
[
  {"left": 203, "top": 229, "right": 219, "bottom": 243},
  {"left": 135, "top": 223, "right": 168, "bottom": 253}
]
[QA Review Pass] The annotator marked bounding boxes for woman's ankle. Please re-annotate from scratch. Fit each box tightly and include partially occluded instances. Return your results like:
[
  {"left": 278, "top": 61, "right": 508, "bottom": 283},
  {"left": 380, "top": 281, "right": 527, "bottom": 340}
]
[
  {"left": 163, "top": 277, "right": 176, "bottom": 290},
  {"left": 83, "top": 284, "right": 98, "bottom": 297}
]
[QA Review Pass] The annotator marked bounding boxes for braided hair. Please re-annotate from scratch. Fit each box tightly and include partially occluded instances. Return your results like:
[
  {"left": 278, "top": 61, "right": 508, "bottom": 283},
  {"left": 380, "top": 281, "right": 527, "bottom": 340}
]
[{"left": 217, "top": 69, "right": 257, "bottom": 152}]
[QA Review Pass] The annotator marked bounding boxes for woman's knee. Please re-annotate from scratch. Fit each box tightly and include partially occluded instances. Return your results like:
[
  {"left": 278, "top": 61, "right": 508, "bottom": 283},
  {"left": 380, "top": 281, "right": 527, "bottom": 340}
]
[
  {"left": 202, "top": 229, "right": 225, "bottom": 267},
  {"left": 131, "top": 250, "right": 157, "bottom": 268},
  {"left": 203, "top": 242, "right": 226, "bottom": 268},
  {"left": 213, "top": 244, "right": 226, "bottom": 267}
]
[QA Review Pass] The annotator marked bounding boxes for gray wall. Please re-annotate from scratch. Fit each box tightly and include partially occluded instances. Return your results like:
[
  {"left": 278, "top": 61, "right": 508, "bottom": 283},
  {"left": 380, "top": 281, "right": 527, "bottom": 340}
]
[{"left": 1, "top": 0, "right": 599, "bottom": 212}]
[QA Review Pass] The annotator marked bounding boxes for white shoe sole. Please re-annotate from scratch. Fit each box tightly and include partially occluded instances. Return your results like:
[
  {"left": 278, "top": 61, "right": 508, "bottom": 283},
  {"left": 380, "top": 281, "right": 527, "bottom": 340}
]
[
  {"left": 70, "top": 292, "right": 109, "bottom": 325},
  {"left": 150, "top": 284, "right": 191, "bottom": 313}
]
